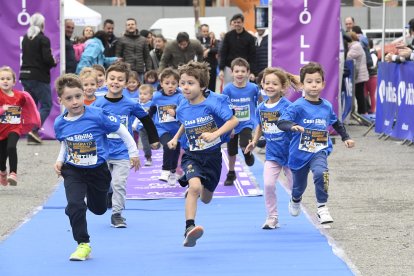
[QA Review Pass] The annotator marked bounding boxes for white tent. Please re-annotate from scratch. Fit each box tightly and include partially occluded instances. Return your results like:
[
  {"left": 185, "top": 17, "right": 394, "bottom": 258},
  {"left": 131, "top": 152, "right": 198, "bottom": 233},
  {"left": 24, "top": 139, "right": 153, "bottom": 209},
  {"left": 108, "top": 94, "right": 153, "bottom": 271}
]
[{"left": 63, "top": 0, "right": 101, "bottom": 26}]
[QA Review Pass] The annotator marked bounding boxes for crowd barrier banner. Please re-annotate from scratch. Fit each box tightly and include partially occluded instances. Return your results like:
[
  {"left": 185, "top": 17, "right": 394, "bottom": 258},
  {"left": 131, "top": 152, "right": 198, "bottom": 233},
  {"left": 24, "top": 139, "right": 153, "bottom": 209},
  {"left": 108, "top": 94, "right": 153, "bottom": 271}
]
[
  {"left": 272, "top": 1, "right": 340, "bottom": 113},
  {"left": 0, "top": 1, "right": 60, "bottom": 139},
  {"left": 376, "top": 62, "right": 414, "bottom": 141},
  {"left": 341, "top": 60, "right": 354, "bottom": 121}
]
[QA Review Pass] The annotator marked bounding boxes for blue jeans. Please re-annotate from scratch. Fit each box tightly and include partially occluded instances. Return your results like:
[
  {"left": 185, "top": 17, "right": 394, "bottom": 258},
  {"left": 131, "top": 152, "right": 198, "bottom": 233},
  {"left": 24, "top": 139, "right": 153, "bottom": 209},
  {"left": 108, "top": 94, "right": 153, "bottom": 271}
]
[
  {"left": 20, "top": 79, "right": 52, "bottom": 129},
  {"left": 291, "top": 151, "right": 329, "bottom": 204}
]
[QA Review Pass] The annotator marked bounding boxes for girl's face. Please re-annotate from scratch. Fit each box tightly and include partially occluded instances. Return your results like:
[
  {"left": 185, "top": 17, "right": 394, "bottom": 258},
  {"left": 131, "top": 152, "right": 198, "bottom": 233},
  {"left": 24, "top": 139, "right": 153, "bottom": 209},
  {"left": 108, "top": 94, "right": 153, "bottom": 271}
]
[
  {"left": 59, "top": 87, "right": 84, "bottom": 117},
  {"left": 82, "top": 77, "right": 97, "bottom": 99},
  {"left": 139, "top": 89, "right": 152, "bottom": 103},
  {"left": 146, "top": 76, "right": 156, "bottom": 84},
  {"left": 179, "top": 73, "right": 204, "bottom": 103},
  {"left": 127, "top": 77, "right": 140, "bottom": 92},
  {"left": 0, "top": 71, "right": 15, "bottom": 93},
  {"left": 83, "top": 27, "right": 94, "bottom": 39},
  {"left": 160, "top": 75, "right": 178, "bottom": 96},
  {"left": 93, "top": 70, "right": 105, "bottom": 87},
  {"left": 106, "top": 71, "right": 127, "bottom": 96},
  {"left": 262, "top": 73, "right": 284, "bottom": 102}
]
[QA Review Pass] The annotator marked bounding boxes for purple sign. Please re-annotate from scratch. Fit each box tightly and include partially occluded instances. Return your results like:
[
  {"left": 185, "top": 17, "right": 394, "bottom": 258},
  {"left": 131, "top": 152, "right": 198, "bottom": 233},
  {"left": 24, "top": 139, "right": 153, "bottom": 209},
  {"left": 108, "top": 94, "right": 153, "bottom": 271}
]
[
  {"left": 272, "top": 0, "right": 340, "bottom": 112},
  {"left": 0, "top": 0, "right": 60, "bottom": 139}
]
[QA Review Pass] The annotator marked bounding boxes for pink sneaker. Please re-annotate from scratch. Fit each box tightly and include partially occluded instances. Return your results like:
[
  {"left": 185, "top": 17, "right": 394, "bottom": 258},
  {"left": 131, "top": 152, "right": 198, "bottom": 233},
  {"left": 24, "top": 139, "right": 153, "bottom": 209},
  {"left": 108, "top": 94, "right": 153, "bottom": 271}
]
[
  {"left": 0, "top": 171, "right": 7, "bottom": 186},
  {"left": 7, "top": 172, "right": 17, "bottom": 186}
]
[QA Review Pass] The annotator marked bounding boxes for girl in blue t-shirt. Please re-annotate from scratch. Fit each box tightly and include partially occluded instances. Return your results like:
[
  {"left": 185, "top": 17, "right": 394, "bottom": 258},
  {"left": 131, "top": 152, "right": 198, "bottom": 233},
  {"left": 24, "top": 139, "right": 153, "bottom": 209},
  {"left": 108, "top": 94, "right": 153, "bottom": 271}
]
[
  {"left": 245, "top": 67, "right": 300, "bottom": 230},
  {"left": 148, "top": 68, "right": 183, "bottom": 186}
]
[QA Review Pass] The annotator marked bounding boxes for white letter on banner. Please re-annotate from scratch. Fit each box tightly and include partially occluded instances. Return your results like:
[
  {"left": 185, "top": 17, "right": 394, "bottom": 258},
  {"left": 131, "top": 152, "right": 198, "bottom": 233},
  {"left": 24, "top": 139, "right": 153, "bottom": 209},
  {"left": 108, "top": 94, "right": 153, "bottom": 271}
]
[
  {"left": 378, "top": 80, "right": 385, "bottom": 103},
  {"left": 398, "top": 81, "right": 405, "bottom": 106},
  {"left": 406, "top": 83, "right": 414, "bottom": 105},
  {"left": 300, "top": 35, "right": 310, "bottom": 64},
  {"left": 299, "top": 0, "right": 311, "bottom": 24}
]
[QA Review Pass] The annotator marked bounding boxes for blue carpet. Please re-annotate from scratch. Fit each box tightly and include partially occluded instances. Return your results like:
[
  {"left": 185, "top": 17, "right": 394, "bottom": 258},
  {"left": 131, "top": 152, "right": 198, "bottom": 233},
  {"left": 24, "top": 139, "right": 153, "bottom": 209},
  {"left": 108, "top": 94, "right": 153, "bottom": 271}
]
[{"left": 0, "top": 155, "right": 353, "bottom": 276}]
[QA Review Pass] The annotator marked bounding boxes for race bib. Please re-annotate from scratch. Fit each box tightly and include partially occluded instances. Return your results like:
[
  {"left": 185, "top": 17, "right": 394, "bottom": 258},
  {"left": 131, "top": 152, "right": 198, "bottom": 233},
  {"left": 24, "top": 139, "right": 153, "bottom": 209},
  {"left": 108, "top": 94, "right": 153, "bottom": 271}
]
[
  {"left": 234, "top": 105, "right": 250, "bottom": 122},
  {"left": 185, "top": 121, "right": 221, "bottom": 151},
  {"left": 299, "top": 128, "right": 328, "bottom": 153},
  {"left": 158, "top": 105, "right": 177, "bottom": 123},
  {"left": 65, "top": 140, "right": 98, "bottom": 166},
  {"left": 0, "top": 106, "right": 22, "bottom": 124},
  {"left": 260, "top": 111, "right": 282, "bottom": 134}
]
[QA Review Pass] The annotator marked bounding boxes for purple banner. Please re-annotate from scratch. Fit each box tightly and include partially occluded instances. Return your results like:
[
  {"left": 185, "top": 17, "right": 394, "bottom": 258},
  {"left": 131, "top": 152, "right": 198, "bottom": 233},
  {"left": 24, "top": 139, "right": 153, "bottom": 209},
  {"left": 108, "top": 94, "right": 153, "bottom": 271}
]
[
  {"left": 272, "top": 0, "right": 340, "bottom": 112},
  {"left": 0, "top": 0, "right": 60, "bottom": 139}
]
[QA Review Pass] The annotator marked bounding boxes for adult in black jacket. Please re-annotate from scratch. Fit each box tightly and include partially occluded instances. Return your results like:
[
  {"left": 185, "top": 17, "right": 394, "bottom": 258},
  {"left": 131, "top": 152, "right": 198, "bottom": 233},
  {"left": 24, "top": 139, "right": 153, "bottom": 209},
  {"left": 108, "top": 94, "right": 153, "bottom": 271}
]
[
  {"left": 103, "top": 19, "right": 118, "bottom": 58},
  {"left": 65, "top": 19, "right": 77, "bottom": 73},
  {"left": 219, "top": 13, "right": 256, "bottom": 85},
  {"left": 197, "top": 24, "right": 219, "bottom": 91},
  {"left": 19, "top": 13, "right": 57, "bottom": 144},
  {"left": 254, "top": 29, "right": 269, "bottom": 76}
]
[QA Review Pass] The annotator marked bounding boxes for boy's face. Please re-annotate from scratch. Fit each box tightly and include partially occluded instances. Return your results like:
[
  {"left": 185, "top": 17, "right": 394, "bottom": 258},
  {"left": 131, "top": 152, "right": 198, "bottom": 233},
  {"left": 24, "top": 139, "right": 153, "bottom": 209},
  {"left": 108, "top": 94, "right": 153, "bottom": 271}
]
[
  {"left": 232, "top": 65, "right": 249, "bottom": 85},
  {"left": 146, "top": 76, "right": 156, "bottom": 84},
  {"left": 106, "top": 70, "right": 127, "bottom": 96},
  {"left": 82, "top": 77, "right": 97, "bottom": 98},
  {"left": 139, "top": 89, "right": 152, "bottom": 103},
  {"left": 179, "top": 73, "right": 203, "bottom": 102},
  {"left": 302, "top": 72, "right": 325, "bottom": 100},
  {"left": 59, "top": 87, "right": 84, "bottom": 117},
  {"left": 127, "top": 78, "right": 139, "bottom": 92},
  {"left": 93, "top": 70, "right": 105, "bottom": 87},
  {"left": 160, "top": 75, "right": 178, "bottom": 96},
  {"left": 0, "top": 71, "right": 15, "bottom": 93}
]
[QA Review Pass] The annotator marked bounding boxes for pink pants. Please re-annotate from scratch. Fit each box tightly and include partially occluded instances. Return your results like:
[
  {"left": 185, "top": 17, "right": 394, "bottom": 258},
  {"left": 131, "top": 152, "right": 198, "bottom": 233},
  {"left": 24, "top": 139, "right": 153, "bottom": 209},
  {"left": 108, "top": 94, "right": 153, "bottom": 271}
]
[
  {"left": 364, "top": 75, "right": 377, "bottom": 113},
  {"left": 263, "top": 160, "right": 293, "bottom": 218}
]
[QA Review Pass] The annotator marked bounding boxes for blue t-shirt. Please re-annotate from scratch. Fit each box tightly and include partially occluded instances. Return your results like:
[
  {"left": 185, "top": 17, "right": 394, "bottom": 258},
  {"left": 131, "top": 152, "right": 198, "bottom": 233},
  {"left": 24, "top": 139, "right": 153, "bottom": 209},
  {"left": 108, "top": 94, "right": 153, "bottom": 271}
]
[
  {"left": 279, "top": 97, "right": 338, "bottom": 170},
  {"left": 151, "top": 90, "right": 183, "bottom": 137},
  {"left": 256, "top": 97, "right": 292, "bottom": 166},
  {"left": 123, "top": 88, "right": 139, "bottom": 102},
  {"left": 95, "top": 86, "right": 108, "bottom": 97},
  {"left": 54, "top": 105, "right": 120, "bottom": 168},
  {"left": 136, "top": 100, "right": 152, "bottom": 130},
  {"left": 93, "top": 96, "right": 148, "bottom": 160},
  {"left": 222, "top": 82, "right": 260, "bottom": 134},
  {"left": 177, "top": 92, "right": 234, "bottom": 152}
]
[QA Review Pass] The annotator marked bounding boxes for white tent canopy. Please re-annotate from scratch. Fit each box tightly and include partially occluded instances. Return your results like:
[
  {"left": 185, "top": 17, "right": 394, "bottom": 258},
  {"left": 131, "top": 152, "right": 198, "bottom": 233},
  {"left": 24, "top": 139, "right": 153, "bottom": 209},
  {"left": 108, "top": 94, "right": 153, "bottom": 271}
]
[{"left": 63, "top": 0, "right": 101, "bottom": 26}]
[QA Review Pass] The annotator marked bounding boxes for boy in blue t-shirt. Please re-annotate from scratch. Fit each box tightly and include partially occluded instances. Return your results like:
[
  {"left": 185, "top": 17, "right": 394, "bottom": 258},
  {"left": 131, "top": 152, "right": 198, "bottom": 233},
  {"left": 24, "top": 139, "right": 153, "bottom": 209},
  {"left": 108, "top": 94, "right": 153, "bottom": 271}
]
[
  {"left": 277, "top": 62, "right": 355, "bottom": 224},
  {"left": 93, "top": 62, "right": 159, "bottom": 228},
  {"left": 168, "top": 61, "right": 238, "bottom": 247},
  {"left": 222, "top": 57, "right": 261, "bottom": 186},
  {"left": 148, "top": 68, "right": 183, "bottom": 186},
  {"left": 53, "top": 74, "right": 140, "bottom": 261}
]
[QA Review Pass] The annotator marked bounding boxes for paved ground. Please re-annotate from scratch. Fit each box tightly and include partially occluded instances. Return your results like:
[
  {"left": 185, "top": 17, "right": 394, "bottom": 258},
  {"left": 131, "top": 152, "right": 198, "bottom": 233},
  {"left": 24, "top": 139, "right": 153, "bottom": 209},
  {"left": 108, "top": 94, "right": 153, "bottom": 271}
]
[{"left": 0, "top": 124, "right": 413, "bottom": 275}]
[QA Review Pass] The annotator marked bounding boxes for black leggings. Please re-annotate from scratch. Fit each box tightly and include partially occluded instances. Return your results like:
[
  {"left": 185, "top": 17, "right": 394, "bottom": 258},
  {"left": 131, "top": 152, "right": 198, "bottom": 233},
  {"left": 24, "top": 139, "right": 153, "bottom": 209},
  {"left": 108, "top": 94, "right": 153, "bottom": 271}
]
[
  {"left": 227, "top": 128, "right": 252, "bottom": 156},
  {"left": 0, "top": 132, "right": 20, "bottom": 173},
  {"left": 355, "top": 82, "right": 367, "bottom": 114}
]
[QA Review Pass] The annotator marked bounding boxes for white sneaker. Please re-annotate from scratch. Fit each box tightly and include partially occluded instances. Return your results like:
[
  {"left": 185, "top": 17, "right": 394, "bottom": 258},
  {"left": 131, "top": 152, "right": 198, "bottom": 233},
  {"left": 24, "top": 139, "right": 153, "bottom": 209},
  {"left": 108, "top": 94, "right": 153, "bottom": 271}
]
[
  {"left": 288, "top": 199, "right": 301, "bottom": 216},
  {"left": 159, "top": 170, "right": 170, "bottom": 182},
  {"left": 144, "top": 159, "right": 152, "bottom": 166},
  {"left": 168, "top": 172, "right": 177, "bottom": 186},
  {"left": 317, "top": 205, "right": 334, "bottom": 224},
  {"left": 262, "top": 216, "right": 279, "bottom": 229}
]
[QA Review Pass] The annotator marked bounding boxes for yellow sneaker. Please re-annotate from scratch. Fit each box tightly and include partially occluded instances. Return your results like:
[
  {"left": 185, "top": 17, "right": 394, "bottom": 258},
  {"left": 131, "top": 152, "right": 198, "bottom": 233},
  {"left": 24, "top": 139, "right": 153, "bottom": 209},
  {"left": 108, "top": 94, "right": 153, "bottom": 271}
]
[{"left": 69, "top": 243, "right": 91, "bottom": 261}]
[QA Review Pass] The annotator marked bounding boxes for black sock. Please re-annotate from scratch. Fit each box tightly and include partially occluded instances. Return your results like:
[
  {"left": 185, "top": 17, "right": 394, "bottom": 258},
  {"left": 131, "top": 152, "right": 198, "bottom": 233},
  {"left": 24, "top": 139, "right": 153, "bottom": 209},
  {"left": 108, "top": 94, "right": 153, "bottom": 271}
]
[
  {"left": 186, "top": 219, "right": 195, "bottom": 229},
  {"left": 227, "top": 170, "right": 235, "bottom": 176},
  {"left": 292, "top": 197, "right": 301, "bottom": 203}
]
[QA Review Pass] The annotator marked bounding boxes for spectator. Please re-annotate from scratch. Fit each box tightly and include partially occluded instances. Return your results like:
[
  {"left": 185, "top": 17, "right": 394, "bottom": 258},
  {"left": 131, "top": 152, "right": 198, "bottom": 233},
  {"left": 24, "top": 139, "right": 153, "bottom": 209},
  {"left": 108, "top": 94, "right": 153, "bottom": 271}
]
[
  {"left": 65, "top": 19, "right": 77, "bottom": 73},
  {"left": 149, "top": 34, "right": 166, "bottom": 70},
  {"left": 82, "top": 26, "right": 95, "bottom": 41},
  {"left": 219, "top": 13, "right": 256, "bottom": 85},
  {"left": 197, "top": 24, "right": 219, "bottom": 91},
  {"left": 158, "top": 32, "right": 203, "bottom": 71},
  {"left": 19, "top": 13, "right": 57, "bottom": 144},
  {"left": 344, "top": 16, "right": 354, "bottom": 32},
  {"left": 364, "top": 39, "right": 378, "bottom": 114},
  {"left": 346, "top": 31, "right": 369, "bottom": 115},
  {"left": 76, "top": 31, "right": 119, "bottom": 74},
  {"left": 116, "top": 18, "right": 152, "bottom": 81},
  {"left": 103, "top": 19, "right": 118, "bottom": 58},
  {"left": 254, "top": 28, "right": 269, "bottom": 77},
  {"left": 140, "top": 29, "right": 154, "bottom": 51}
]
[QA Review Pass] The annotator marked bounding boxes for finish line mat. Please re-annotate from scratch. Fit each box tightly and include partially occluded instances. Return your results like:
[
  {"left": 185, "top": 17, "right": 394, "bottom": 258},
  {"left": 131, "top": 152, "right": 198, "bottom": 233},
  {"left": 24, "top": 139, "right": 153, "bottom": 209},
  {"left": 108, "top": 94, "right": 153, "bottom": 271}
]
[{"left": 126, "top": 149, "right": 262, "bottom": 199}]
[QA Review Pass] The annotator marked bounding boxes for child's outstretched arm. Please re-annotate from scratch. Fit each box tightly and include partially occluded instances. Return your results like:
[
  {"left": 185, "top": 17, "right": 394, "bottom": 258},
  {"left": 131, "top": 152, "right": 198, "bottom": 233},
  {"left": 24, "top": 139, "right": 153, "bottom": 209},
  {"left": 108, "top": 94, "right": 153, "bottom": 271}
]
[
  {"left": 167, "top": 124, "right": 184, "bottom": 150},
  {"left": 245, "top": 125, "right": 262, "bottom": 154},
  {"left": 139, "top": 115, "right": 160, "bottom": 149},
  {"left": 200, "top": 116, "right": 239, "bottom": 143},
  {"left": 115, "top": 124, "right": 141, "bottom": 171},
  {"left": 277, "top": 120, "right": 304, "bottom": 133},
  {"left": 332, "top": 120, "right": 355, "bottom": 148}
]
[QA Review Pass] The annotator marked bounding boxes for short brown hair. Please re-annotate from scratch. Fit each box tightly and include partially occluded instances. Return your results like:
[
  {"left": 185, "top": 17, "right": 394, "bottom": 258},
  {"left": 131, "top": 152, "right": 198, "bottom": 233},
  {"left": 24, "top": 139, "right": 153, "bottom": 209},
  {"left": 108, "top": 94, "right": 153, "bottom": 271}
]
[
  {"left": 139, "top": 84, "right": 154, "bottom": 94},
  {"left": 106, "top": 61, "right": 130, "bottom": 81},
  {"left": 178, "top": 61, "right": 210, "bottom": 89},
  {"left": 230, "top": 57, "right": 250, "bottom": 71},
  {"left": 55, "top": 74, "right": 83, "bottom": 97},
  {"left": 159, "top": 68, "right": 180, "bottom": 82},
  {"left": 299, "top": 62, "right": 325, "bottom": 83}
]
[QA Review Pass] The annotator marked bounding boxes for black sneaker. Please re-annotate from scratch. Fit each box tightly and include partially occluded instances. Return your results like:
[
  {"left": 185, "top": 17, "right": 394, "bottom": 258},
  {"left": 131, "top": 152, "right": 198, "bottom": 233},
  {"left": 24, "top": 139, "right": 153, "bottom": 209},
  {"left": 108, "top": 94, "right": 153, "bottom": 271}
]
[
  {"left": 111, "top": 213, "right": 127, "bottom": 228},
  {"left": 107, "top": 192, "right": 113, "bottom": 209},
  {"left": 27, "top": 130, "right": 42, "bottom": 144},
  {"left": 224, "top": 172, "right": 236, "bottom": 186},
  {"left": 244, "top": 152, "right": 255, "bottom": 166},
  {"left": 183, "top": 225, "right": 204, "bottom": 247}
]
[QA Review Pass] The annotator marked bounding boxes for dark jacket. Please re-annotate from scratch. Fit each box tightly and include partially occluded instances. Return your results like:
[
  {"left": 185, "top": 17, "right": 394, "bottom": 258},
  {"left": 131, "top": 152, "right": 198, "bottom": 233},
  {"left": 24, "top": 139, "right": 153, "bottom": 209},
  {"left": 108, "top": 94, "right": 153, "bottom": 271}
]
[
  {"left": 159, "top": 39, "right": 204, "bottom": 71},
  {"left": 255, "top": 34, "right": 268, "bottom": 75},
  {"left": 115, "top": 31, "right": 151, "bottom": 73},
  {"left": 104, "top": 34, "right": 118, "bottom": 57},
  {"left": 65, "top": 36, "right": 77, "bottom": 73},
  {"left": 198, "top": 36, "right": 219, "bottom": 69},
  {"left": 19, "top": 32, "right": 56, "bottom": 83},
  {"left": 219, "top": 29, "right": 256, "bottom": 73}
]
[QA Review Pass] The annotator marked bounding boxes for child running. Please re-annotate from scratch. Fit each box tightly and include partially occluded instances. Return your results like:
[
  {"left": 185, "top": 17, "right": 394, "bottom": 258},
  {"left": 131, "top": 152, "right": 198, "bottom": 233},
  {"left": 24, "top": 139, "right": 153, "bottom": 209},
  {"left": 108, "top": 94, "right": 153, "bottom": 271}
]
[
  {"left": 93, "top": 62, "right": 159, "bottom": 228},
  {"left": 244, "top": 67, "right": 298, "bottom": 229},
  {"left": 92, "top": 64, "right": 107, "bottom": 97},
  {"left": 124, "top": 70, "right": 141, "bottom": 102},
  {"left": 168, "top": 61, "right": 238, "bottom": 247},
  {"left": 222, "top": 57, "right": 261, "bottom": 186},
  {"left": 277, "top": 62, "right": 355, "bottom": 224},
  {"left": 149, "top": 68, "right": 183, "bottom": 186},
  {"left": 0, "top": 66, "right": 37, "bottom": 186},
  {"left": 79, "top": 67, "right": 98, "bottom": 105},
  {"left": 53, "top": 74, "right": 140, "bottom": 261}
]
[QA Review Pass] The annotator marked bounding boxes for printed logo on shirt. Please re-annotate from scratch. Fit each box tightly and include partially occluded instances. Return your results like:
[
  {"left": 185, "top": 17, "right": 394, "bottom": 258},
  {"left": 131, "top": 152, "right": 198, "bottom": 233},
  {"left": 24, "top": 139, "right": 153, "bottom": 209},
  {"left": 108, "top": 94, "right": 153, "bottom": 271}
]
[
  {"left": 65, "top": 139, "right": 98, "bottom": 166},
  {"left": 107, "top": 115, "right": 128, "bottom": 139},
  {"left": 185, "top": 120, "right": 221, "bottom": 151},
  {"left": 303, "top": 118, "right": 327, "bottom": 127},
  {"left": 0, "top": 106, "right": 21, "bottom": 124},
  {"left": 157, "top": 104, "right": 177, "bottom": 123},
  {"left": 234, "top": 105, "right": 250, "bottom": 121},
  {"left": 298, "top": 128, "right": 328, "bottom": 153},
  {"left": 260, "top": 110, "right": 282, "bottom": 134}
]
